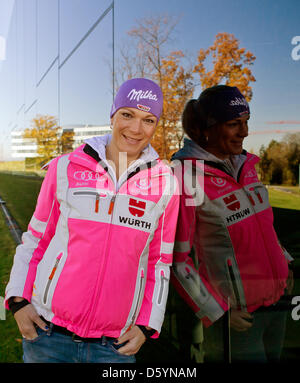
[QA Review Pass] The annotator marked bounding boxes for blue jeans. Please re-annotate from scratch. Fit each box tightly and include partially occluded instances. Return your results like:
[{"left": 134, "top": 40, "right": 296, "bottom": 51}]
[
  {"left": 204, "top": 304, "right": 287, "bottom": 362},
  {"left": 229, "top": 307, "right": 287, "bottom": 362},
  {"left": 22, "top": 325, "right": 136, "bottom": 363}
]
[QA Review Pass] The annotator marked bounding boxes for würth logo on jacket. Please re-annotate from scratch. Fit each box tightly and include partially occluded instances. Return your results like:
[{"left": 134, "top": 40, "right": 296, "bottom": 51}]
[
  {"left": 118, "top": 198, "right": 152, "bottom": 231},
  {"left": 222, "top": 193, "right": 251, "bottom": 225}
]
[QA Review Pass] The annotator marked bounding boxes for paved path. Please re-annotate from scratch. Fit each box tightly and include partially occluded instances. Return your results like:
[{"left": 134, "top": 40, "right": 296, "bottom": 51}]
[
  {"left": 270, "top": 186, "right": 300, "bottom": 195},
  {"left": 0, "top": 195, "right": 22, "bottom": 245}
]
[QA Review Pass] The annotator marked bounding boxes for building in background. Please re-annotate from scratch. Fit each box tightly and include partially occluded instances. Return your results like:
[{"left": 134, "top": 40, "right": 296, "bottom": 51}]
[
  {"left": 10, "top": 124, "right": 111, "bottom": 159},
  {"left": 10, "top": 130, "right": 38, "bottom": 158},
  {"left": 71, "top": 125, "right": 111, "bottom": 148}
]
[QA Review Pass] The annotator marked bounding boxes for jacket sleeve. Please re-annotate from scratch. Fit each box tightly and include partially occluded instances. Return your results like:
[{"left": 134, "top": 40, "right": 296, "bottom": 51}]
[
  {"left": 4, "top": 159, "right": 60, "bottom": 309},
  {"left": 135, "top": 172, "right": 179, "bottom": 337},
  {"left": 278, "top": 241, "right": 294, "bottom": 263},
  {"left": 171, "top": 178, "right": 228, "bottom": 327}
]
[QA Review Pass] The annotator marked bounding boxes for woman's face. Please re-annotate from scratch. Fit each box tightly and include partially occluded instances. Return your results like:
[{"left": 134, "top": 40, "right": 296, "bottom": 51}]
[
  {"left": 110, "top": 107, "right": 157, "bottom": 161},
  {"left": 205, "top": 114, "right": 249, "bottom": 159}
]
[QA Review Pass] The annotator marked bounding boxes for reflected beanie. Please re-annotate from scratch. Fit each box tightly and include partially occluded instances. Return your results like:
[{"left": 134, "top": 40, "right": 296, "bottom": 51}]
[
  {"left": 110, "top": 78, "right": 163, "bottom": 121},
  {"left": 195, "top": 85, "right": 250, "bottom": 128}
]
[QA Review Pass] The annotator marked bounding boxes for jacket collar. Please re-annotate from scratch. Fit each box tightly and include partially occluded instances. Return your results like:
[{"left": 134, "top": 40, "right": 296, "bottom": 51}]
[
  {"left": 68, "top": 135, "right": 161, "bottom": 187},
  {"left": 84, "top": 134, "right": 159, "bottom": 164},
  {"left": 172, "top": 138, "right": 258, "bottom": 180}
]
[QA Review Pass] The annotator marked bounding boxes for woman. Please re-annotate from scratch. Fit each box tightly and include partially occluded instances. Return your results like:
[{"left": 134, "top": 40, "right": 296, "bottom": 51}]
[
  {"left": 5, "top": 78, "right": 179, "bottom": 363},
  {"left": 171, "top": 85, "right": 293, "bottom": 362}
]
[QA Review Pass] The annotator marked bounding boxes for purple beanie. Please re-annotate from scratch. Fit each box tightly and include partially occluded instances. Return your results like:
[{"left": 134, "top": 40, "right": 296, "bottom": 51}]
[
  {"left": 110, "top": 78, "right": 163, "bottom": 121},
  {"left": 196, "top": 85, "right": 250, "bottom": 128}
]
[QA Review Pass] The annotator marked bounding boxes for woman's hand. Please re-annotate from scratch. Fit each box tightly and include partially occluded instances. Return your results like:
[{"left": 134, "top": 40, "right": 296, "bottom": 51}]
[
  {"left": 229, "top": 309, "right": 253, "bottom": 332},
  {"left": 113, "top": 325, "right": 147, "bottom": 356},
  {"left": 13, "top": 299, "right": 48, "bottom": 340}
]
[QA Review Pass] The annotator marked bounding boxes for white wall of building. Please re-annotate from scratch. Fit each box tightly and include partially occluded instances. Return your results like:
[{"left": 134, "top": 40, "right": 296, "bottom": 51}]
[{"left": 10, "top": 124, "right": 111, "bottom": 159}]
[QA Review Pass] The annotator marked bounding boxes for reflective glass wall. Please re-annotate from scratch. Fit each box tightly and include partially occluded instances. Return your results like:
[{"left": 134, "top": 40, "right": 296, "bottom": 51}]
[{"left": 3, "top": 0, "right": 114, "bottom": 148}]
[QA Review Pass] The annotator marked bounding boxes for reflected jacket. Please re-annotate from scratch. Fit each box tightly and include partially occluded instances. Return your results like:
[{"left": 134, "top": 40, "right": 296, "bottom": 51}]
[
  {"left": 171, "top": 139, "right": 290, "bottom": 327},
  {"left": 5, "top": 135, "right": 179, "bottom": 338}
]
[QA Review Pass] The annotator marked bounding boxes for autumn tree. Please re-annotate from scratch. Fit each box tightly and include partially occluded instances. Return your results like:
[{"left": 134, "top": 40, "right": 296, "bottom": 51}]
[
  {"left": 155, "top": 51, "right": 194, "bottom": 158},
  {"left": 193, "top": 32, "right": 256, "bottom": 101},
  {"left": 127, "top": 14, "right": 179, "bottom": 78},
  {"left": 283, "top": 132, "right": 300, "bottom": 185},
  {"left": 259, "top": 145, "right": 271, "bottom": 183},
  {"left": 259, "top": 132, "right": 300, "bottom": 185},
  {"left": 58, "top": 129, "right": 75, "bottom": 155},
  {"left": 116, "top": 40, "right": 149, "bottom": 86},
  {"left": 267, "top": 140, "right": 288, "bottom": 184},
  {"left": 24, "top": 115, "right": 59, "bottom": 166},
  {"left": 118, "top": 15, "right": 194, "bottom": 159},
  {"left": 24, "top": 115, "right": 74, "bottom": 167}
]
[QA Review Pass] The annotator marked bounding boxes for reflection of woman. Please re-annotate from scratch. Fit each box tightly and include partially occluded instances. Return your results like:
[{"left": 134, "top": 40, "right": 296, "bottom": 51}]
[
  {"left": 171, "top": 85, "right": 293, "bottom": 362},
  {"left": 5, "top": 78, "right": 179, "bottom": 363}
]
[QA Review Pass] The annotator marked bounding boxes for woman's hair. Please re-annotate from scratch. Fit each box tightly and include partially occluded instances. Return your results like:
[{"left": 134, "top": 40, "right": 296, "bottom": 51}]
[
  {"left": 181, "top": 99, "right": 206, "bottom": 145},
  {"left": 182, "top": 85, "right": 249, "bottom": 145}
]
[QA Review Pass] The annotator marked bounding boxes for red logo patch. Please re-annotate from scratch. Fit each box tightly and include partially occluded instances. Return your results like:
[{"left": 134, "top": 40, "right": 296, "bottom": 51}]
[
  {"left": 129, "top": 198, "right": 146, "bottom": 217},
  {"left": 223, "top": 193, "right": 240, "bottom": 211},
  {"left": 137, "top": 104, "right": 150, "bottom": 112}
]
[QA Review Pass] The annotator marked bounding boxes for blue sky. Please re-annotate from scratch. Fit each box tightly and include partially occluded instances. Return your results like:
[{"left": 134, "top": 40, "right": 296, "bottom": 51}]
[{"left": 0, "top": 0, "right": 300, "bottom": 159}]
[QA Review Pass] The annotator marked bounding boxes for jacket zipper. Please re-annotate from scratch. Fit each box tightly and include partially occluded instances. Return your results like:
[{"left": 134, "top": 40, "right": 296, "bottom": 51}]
[
  {"left": 43, "top": 253, "right": 63, "bottom": 304},
  {"left": 227, "top": 258, "right": 245, "bottom": 311},
  {"left": 73, "top": 191, "right": 99, "bottom": 196},
  {"left": 83, "top": 194, "right": 117, "bottom": 336},
  {"left": 253, "top": 186, "right": 263, "bottom": 203},
  {"left": 127, "top": 268, "right": 145, "bottom": 331},
  {"left": 108, "top": 195, "right": 116, "bottom": 215},
  {"left": 245, "top": 190, "right": 255, "bottom": 206},
  {"left": 83, "top": 169, "right": 162, "bottom": 336},
  {"left": 157, "top": 270, "right": 168, "bottom": 305},
  {"left": 73, "top": 190, "right": 107, "bottom": 213}
]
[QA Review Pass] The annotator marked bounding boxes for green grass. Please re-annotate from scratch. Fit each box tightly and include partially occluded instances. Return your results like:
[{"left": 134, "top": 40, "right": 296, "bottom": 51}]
[
  {"left": 268, "top": 184, "right": 300, "bottom": 260},
  {"left": 0, "top": 172, "right": 43, "bottom": 363},
  {"left": 268, "top": 186, "right": 300, "bottom": 211},
  {"left": 0, "top": 172, "right": 43, "bottom": 231},
  {"left": 273, "top": 185, "right": 300, "bottom": 195},
  {"left": 0, "top": 213, "right": 23, "bottom": 363},
  {"left": 0, "top": 161, "right": 25, "bottom": 172}
]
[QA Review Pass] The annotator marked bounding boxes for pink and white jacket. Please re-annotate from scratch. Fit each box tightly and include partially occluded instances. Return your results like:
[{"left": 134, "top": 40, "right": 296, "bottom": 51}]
[
  {"left": 171, "top": 139, "right": 291, "bottom": 327},
  {"left": 5, "top": 135, "right": 179, "bottom": 338}
]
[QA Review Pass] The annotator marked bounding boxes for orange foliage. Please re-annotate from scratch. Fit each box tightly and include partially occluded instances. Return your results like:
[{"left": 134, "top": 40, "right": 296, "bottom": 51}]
[
  {"left": 193, "top": 32, "right": 256, "bottom": 101},
  {"left": 152, "top": 51, "right": 194, "bottom": 159},
  {"left": 24, "top": 115, "right": 74, "bottom": 166}
]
